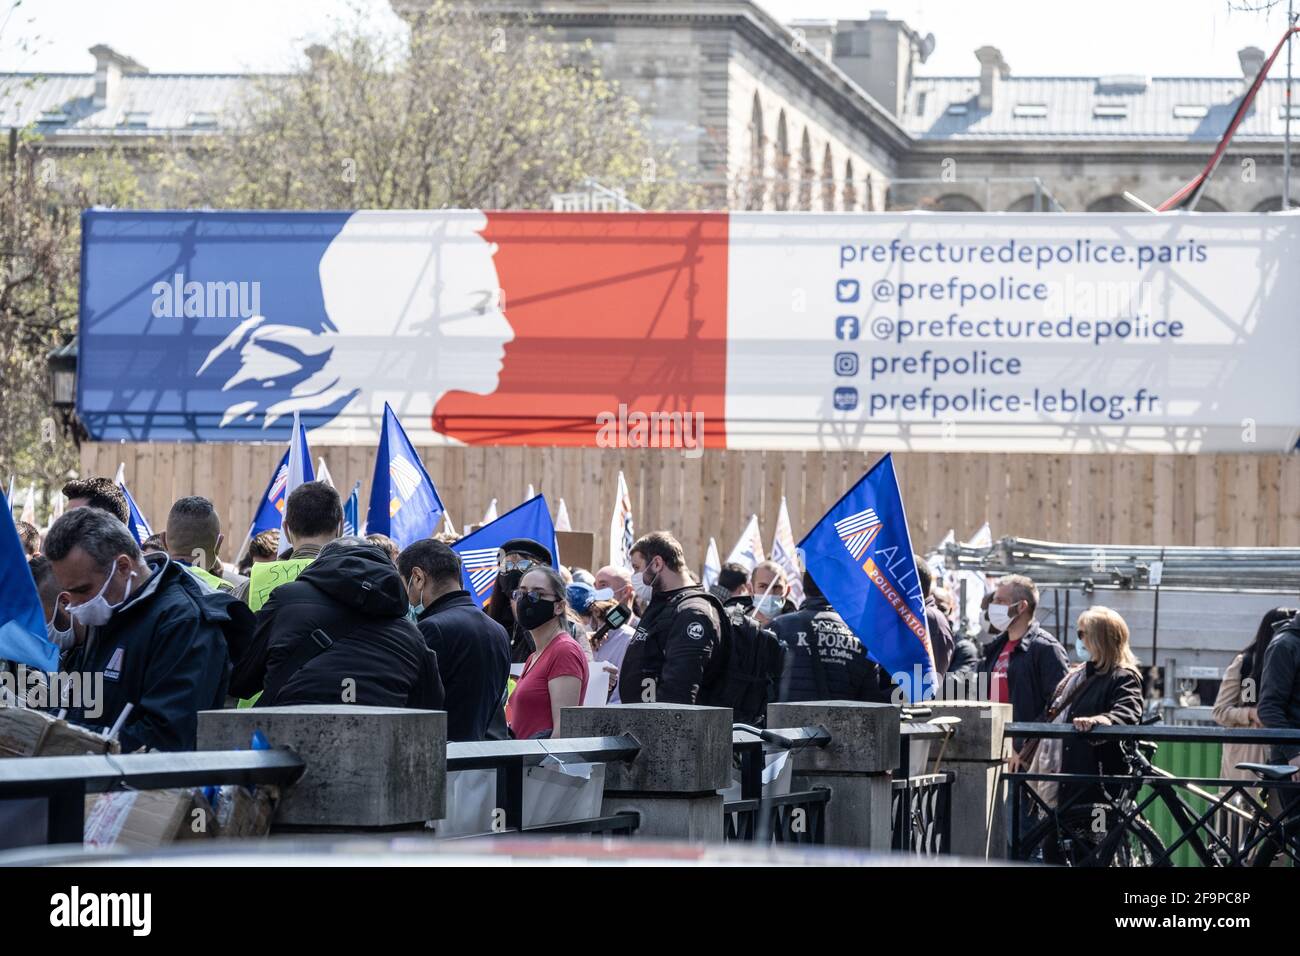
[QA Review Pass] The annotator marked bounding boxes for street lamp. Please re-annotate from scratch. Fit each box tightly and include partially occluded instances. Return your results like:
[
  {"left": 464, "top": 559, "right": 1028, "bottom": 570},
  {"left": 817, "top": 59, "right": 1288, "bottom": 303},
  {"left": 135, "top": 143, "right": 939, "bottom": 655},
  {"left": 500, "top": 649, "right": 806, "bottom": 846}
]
[{"left": 46, "top": 338, "right": 82, "bottom": 439}]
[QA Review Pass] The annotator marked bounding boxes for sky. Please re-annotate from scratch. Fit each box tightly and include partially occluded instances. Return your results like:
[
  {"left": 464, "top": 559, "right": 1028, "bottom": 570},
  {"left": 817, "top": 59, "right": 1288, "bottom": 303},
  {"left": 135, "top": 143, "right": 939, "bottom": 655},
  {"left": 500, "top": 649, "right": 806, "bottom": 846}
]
[{"left": 5, "top": 0, "right": 1298, "bottom": 78}]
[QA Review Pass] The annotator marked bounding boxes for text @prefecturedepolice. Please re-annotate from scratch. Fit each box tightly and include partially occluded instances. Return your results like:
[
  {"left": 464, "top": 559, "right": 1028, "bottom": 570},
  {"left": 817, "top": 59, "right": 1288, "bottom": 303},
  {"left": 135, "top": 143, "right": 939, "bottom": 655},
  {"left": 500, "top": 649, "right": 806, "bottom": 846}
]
[{"left": 825, "top": 237, "right": 1207, "bottom": 423}]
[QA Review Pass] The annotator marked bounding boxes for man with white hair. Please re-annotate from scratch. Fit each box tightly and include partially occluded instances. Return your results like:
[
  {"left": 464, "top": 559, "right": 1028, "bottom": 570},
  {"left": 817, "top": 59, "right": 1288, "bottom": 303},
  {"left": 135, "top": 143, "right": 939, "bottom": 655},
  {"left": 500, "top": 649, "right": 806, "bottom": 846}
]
[{"left": 595, "top": 564, "right": 635, "bottom": 614}]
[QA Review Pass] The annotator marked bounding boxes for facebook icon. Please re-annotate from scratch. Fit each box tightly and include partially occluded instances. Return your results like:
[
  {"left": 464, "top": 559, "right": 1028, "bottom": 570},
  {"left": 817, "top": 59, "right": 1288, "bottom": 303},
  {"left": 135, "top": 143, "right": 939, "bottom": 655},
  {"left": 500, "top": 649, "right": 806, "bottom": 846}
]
[{"left": 836, "top": 316, "right": 859, "bottom": 340}]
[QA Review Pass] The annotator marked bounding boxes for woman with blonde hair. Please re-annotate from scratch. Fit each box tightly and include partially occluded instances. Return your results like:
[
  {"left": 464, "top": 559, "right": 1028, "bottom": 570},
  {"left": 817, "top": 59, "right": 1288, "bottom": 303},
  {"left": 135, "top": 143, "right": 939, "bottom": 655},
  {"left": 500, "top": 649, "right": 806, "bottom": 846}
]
[{"left": 1021, "top": 606, "right": 1144, "bottom": 813}]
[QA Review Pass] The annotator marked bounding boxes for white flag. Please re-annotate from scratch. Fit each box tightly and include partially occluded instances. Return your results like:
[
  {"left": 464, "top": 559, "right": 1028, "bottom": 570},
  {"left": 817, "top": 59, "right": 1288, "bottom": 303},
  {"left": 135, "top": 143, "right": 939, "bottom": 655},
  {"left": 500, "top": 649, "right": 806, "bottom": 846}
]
[
  {"left": 481, "top": 498, "right": 499, "bottom": 524},
  {"left": 279, "top": 411, "right": 313, "bottom": 543},
  {"left": 441, "top": 508, "right": 457, "bottom": 537},
  {"left": 770, "top": 496, "right": 804, "bottom": 606},
  {"left": 555, "top": 497, "right": 572, "bottom": 533},
  {"left": 702, "top": 537, "right": 721, "bottom": 589},
  {"left": 19, "top": 484, "right": 36, "bottom": 526},
  {"left": 316, "top": 457, "right": 335, "bottom": 489},
  {"left": 609, "top": 471, "right": 635, "bottom": 570},
  {"left": 965, "top": 522, "right": 992, "bottom": 548},
  {"left": 44, "top": 491, "right": 64, "bottom": 532},
  {"left": 525, "top": 483, "right": 536, "bottom": 502},
  {"left": 726, "top": 514, "right": 765, "bottom": 572}
]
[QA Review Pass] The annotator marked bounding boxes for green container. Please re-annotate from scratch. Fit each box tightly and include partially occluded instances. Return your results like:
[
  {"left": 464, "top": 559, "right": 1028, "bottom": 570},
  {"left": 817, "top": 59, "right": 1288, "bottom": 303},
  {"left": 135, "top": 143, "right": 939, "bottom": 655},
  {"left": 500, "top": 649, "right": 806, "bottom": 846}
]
[{"left": 1138, "top": 741, "right": 1222, "bottom": 867}]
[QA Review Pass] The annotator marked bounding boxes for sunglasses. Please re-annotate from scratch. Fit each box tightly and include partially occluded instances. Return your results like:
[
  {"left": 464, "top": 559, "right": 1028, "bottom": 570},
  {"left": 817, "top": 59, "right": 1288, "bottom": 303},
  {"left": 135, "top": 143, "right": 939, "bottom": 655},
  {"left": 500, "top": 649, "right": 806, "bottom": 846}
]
[{"left": 512, "top": 587, "right": 556, "bottom": 601}]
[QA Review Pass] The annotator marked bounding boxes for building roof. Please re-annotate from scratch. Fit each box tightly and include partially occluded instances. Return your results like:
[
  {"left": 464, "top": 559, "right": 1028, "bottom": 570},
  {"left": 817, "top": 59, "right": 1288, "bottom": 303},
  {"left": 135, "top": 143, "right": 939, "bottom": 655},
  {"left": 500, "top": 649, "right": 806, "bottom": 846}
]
[
  {"left": 905, "top": 75, "right": 1298, "bottom": 142},
  {"left": 0, "top": 71, "right": 260, "bottom": 138}
]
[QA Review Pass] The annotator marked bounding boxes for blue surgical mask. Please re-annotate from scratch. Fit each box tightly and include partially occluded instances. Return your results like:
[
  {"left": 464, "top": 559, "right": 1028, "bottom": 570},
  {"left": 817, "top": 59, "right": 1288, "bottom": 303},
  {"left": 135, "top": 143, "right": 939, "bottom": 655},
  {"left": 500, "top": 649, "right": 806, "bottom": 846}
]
[
  {"left": 755, "top": 595, "right": 783, "bottom": 620},
  {"left": 1074, "top": 632, "right": 1090, "bottom": 661},
  {"left": 404, "top": 575, "right": 424, "bottom": 622}
]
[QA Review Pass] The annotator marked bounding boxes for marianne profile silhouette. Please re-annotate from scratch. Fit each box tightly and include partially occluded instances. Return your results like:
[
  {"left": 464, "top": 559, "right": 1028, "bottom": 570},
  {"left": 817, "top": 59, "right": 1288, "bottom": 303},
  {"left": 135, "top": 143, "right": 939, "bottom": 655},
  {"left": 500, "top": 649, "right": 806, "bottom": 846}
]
[{"left": 198, "top": 210, "right": 514, "bottom": 442}]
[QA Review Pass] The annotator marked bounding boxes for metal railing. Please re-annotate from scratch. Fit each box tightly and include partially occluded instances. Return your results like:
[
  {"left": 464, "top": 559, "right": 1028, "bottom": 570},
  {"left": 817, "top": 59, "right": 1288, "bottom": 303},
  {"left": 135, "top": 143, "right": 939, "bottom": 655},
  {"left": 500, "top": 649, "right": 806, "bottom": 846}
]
[
  {"left": 894, "top": 709, "right": 957, "bottom": 854},
  {"left": 726, "top": 724, "right": 831, "bottom": 844},
  {"left": 1004, "top": 722, "right": 1300, "bottom": 866},
  {"left": 445, "top": 734, "right": 642, "bottom": 837},
  {"left": 0, "top": 749, "right": 306, "bottom": 845}
]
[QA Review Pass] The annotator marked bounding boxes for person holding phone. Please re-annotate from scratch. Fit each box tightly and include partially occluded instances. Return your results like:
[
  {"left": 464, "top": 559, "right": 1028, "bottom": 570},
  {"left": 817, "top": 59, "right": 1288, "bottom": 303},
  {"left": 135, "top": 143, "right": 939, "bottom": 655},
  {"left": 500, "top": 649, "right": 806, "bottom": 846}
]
[{"left": 582, "top": 593, "right": 634, "bottom": 703}]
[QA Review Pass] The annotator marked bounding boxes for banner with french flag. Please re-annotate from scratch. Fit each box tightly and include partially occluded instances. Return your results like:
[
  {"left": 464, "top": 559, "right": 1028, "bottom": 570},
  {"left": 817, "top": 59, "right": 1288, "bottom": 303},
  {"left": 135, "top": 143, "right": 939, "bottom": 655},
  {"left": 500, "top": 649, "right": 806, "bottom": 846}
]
[
  {"left": 0, "top": 502, "right": 58, "bottom": 672},
  {"left": 771, "top": 496, "right": 805, "bottom": 607},
  {"left": 114, "top": 464, "right": 153, "bottom": 546},
  {"left": 799, "top": 453, "right": 934, "bottom": 702},
  {"left": 366, "top": 403, "right": 445, "bottom": 549},
  {"left": 342, "top": 481, "right": 363, "bottom": 537},
  {"left": 244, "top": 419, "right": 315, "bottom": 554},
  {"left": 609, "top": 471, "right": 635, "bottom": 570},
  {"left": 453, "top": 495, "right": 556, "bottom": 607}
]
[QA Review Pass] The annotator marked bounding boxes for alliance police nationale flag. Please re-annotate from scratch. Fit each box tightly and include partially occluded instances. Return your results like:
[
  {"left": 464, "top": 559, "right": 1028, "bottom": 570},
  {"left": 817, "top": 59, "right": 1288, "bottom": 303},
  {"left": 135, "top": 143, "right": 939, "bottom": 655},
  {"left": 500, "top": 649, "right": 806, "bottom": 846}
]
[
  {"left": 278, "top": 411, "right": 314, "bottom": 542},
  {"left": 0, "top": 503, "right": 58, "bottom": 671},
  {"left": 609, "top": 471, "right": 635, "bottom": 570},
  {"left": 366, "top": 403, "right": 445, "bottom": 549},
  {"left": 726, "top": 514, "right": 765, "bottom": 572},
  {"left": 453, "top": 495, "right": 557, "bottom": 606},
  {"left": 114, "top": 464, "right": 153, "bottom": 546},
  {"left": 702, "top": 536, "right": 722, "bottom": 589},
  {"left": 799, "top": 454, "right": 935, "bottom": 702}
]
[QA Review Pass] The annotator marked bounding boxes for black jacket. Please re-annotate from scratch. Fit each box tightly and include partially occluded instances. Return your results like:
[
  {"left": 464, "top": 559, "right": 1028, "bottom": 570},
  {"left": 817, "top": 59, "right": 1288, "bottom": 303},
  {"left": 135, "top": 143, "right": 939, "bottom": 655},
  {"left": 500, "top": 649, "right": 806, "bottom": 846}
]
[
  {"left": 925, "top": 595, "right": 955, "bottom": 677},
  {"left": 769, "top": 595, "right": 895, "bottom": 704},
  {"left": 1258, "top": 614, "right": 1300, "bottom": 761},
  {"left": 416, "top": 590, "right": 511, "bottom": 742},
  {"left": 947, "top": 637, "right": 982, "bottom": 677},
  {"left": 618, "top": 585, "right": 724, "bottom": 705},
  {"left": 62, "top": 553, "right": 241, "bottom": 752},
  {"left": 1058, "top": 663, "right": 1144, "bottom": 804},
  {"left": 233, "top": 543, "right": 444, "bottom": 710},
  {"left": 979, "top": 620, "right": 1070, "bottom": 746}
]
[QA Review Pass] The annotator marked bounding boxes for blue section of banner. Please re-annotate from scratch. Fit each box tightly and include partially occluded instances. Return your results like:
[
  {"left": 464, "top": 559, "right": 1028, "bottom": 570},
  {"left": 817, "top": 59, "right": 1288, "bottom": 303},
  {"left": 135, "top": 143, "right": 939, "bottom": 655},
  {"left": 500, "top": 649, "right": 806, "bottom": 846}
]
[
  {"left": 799, "top": 453, "right": 934, "bottom": 702},
  {"left": 78, "top": 210, "right": 352, "bottom": 440}
]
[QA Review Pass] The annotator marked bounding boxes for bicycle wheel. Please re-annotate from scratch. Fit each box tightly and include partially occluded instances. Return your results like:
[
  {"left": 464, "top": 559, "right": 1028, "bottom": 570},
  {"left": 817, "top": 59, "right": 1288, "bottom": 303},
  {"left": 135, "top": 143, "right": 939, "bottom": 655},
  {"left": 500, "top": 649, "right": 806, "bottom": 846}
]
[{"left": 1019, "top": 805, "right": 1168, "bottom": 867}]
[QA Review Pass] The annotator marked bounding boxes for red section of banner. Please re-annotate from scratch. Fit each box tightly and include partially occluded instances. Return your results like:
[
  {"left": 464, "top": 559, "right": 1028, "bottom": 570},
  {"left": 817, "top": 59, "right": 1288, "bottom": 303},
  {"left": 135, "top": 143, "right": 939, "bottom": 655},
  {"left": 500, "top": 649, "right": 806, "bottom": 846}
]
[
  {"left": 431, "top": 212, "right": 729, "bottom": 446},
  {"left": 864, "top": 556, "right": 931, "bottom": 650}
]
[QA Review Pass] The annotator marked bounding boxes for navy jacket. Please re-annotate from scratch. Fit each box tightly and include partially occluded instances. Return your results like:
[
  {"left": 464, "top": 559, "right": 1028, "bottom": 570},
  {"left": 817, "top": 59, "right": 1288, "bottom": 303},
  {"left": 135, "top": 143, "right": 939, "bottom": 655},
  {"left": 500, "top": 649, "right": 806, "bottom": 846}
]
[
  {"left": 768, "top": 596, "right": 895, "bottom": 704},
  {"left": 416, "top": 590, "right": 511, "bottom": 742},
  {"left": 63, "top": 553, "right": 239, "bottom": 752}
]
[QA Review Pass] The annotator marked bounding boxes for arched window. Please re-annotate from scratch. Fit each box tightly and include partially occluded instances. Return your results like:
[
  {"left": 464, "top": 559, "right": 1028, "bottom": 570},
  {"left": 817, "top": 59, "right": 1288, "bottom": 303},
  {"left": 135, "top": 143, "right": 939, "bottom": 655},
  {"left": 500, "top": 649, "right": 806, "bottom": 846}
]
[
  {"left": 1253, "top": 196, "right": 1300, "bottom": 212},
  {"left": 842, "top": 159, "right": 857, "bottom": 211},
  {"left": 1086, "top": 195, "right": 1139, "bottom": 213},
  {"left": 773, "top": 111, "right": 791, "bottom": 211},
  {"left": 797, "top": 129, "right": 814, "bottom": 211},
  {"left": 746, "top": 93, "right": 766, "bottom": 211},
  {"left": 932, "top": 193, "right": 983, "bottom": 211},
  {"left": 821, "top": 143, "right": 836, "bottom": 211},
  {"left": 1007, "top": 193, "right": 1054, "bottom": 212}
]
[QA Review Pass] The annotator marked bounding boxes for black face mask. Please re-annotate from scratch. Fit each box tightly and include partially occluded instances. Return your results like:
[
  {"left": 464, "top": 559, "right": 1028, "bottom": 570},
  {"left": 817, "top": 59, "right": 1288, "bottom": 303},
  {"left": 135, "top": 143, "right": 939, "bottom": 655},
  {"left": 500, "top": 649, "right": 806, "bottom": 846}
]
[
  {"left": 516, "top": 593, "right": 558, "bottom": 631},
  {"left": 499, "top": 569, "right": 524, "bottom": 596}
]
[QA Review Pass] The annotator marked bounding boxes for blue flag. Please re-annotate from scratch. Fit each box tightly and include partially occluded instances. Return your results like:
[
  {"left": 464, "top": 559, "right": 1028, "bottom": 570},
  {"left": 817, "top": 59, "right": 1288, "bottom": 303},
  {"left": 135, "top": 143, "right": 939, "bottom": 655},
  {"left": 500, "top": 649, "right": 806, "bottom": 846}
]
[
  {"left": 343, "top": 481, "right": 362, "bottom": 537},
  {"left": 366, "top": 403, "right": 444, "bottom": 550},
  {"left": 452, "top": 495, "right": 556, "bottom": 606},
  {"left": 246, "top": 423, "right": 315, "bottom": 548},
  {"left": 799, "top": 453, "right": 935, "bottom": 702},
  {"left": 114, "top": 464, "right": 153, "bottom": 546},
  {"left": 278, "top": 411, "right": 315, "bottom": 541},
  {"left": 0, "top": 510, "right": 58, "bottom": 671}
]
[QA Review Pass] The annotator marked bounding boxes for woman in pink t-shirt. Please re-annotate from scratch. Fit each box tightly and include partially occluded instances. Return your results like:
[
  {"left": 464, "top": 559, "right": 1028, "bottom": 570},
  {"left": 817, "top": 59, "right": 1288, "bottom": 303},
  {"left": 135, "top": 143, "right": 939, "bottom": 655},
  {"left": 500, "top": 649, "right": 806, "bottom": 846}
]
[{"left": 506, "top": 566, "right": 589, "bottom": 739}]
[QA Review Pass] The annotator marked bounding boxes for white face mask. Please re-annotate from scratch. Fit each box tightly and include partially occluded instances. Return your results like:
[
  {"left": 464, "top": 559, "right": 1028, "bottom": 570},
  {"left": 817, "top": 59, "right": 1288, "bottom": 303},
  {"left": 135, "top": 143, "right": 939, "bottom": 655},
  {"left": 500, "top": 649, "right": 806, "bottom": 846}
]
[
  {"left": 987, "top": 601, "right": 1018, "bottom": 633},
  {"left": 69, "top": 561, "right": 136, "bottom": 629},
  {"left": 632, "top": 562, "right": 660, "bottom": 606},
  {"left": 46, "top": 610, "right": 76, "bottom": 650}
]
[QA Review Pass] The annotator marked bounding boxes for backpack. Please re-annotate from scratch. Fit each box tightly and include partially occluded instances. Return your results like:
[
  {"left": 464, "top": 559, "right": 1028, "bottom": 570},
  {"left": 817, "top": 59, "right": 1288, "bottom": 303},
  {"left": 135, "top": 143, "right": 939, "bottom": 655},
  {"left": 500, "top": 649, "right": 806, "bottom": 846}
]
[{"left": 688, "top": 593, "right": 785, "bottom": 726}]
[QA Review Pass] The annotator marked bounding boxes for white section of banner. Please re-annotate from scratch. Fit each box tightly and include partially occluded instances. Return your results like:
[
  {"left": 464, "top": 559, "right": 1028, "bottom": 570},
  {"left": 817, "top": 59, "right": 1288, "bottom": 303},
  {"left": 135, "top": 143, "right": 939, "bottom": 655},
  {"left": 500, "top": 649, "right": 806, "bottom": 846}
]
[{"left": 725, "top": 212, "right": 1300, "bottom": 452}]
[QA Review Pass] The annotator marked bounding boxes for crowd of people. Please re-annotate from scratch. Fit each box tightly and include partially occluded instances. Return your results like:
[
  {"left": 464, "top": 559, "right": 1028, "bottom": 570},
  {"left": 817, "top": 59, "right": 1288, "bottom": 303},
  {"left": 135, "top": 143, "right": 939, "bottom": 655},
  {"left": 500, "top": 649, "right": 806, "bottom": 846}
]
[{"left": 9, "top": 476, "right": 1300, "bottom": 799}]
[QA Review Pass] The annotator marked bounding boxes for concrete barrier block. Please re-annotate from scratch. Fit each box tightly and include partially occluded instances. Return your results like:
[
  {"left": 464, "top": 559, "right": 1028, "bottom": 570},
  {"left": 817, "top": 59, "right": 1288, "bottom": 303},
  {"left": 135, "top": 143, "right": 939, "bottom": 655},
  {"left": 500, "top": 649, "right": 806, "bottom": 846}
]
[
  {"left": 558, "top": 704, "right": 731, "bottom": 793},
  {"left": 766, "top": 701, "right": 899, "bottom": 775},
  {"left": 197, "top": 705, "right": 445, "bottom": 828}
]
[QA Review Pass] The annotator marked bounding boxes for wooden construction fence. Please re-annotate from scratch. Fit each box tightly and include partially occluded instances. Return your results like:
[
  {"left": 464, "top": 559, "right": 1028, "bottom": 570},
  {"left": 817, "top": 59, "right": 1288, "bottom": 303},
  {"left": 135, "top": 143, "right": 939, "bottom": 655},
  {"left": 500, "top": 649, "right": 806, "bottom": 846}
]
[{"left": 79, "top": 444, "right": 1300, "bottom": 571}]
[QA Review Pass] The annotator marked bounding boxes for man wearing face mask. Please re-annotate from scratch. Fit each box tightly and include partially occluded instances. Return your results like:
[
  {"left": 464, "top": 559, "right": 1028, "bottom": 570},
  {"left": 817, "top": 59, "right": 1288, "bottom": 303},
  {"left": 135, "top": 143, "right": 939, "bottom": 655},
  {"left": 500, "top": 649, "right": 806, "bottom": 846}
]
[
  {"left": 399, "top": 539, "right": 510, "bottom": 742},
  {"left": 28, "top": 556, "right": 82, "bottom": 659},
  {"left": 978, "top": 574, "right": 1069, "bottom": 757},
  {"left": 45, "top": 507, "right": 248, "bottom": 752},
  {"left": 618, "top": 531, "right": 724, "bottom": 706}
]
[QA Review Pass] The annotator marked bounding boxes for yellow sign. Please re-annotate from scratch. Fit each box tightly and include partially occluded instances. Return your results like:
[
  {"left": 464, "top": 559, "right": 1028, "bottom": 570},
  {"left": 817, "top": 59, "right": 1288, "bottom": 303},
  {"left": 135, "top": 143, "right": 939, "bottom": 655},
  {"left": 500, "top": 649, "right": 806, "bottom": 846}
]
[{"left": 248, "top": 558, "right": 313, "bottom": 612}]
